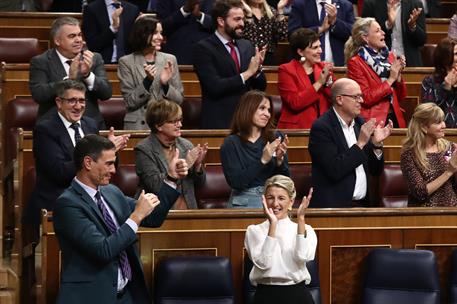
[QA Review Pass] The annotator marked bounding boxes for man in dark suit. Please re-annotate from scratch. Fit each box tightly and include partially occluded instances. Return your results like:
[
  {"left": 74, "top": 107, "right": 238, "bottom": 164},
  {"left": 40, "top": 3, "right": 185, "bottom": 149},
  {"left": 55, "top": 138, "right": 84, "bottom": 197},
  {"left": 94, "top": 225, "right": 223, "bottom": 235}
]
[
  {"left": 421, "top": 0, "right": 441, "bottom": 17},
  {"left": 288, "top": 0, "right": 354, "bottom": 66},
  {"left": 29, "top": 16, "right": 112, "bottom": 129},
  {"left": 157, "top": 0, "right": 215, "bottom": 64},
  {"left": 23, "top": 80, "right": 129, "bottom": 241},
  {"left": 362, "top": 0, "right": 427, "bottom": 67},
  {"left": 53, "top": 134, "right": 188, "bottom": 303},
  {"left": 83, "top": 0, "right": 140, "bottom": 63},
  {"left": 49, "top": 0, "right": 83, "bottom": 12},
  {"left": 308, "top": 78, "right": 392, "bottom": 208},
  {"left": 193, "top": 0, "right": 266, "bottom": 129}
]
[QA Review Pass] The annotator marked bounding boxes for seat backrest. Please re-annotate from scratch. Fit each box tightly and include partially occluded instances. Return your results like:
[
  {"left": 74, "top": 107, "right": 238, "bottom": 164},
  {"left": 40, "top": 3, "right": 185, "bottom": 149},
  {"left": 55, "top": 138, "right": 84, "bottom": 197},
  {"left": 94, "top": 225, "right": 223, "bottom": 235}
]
[
  {"left": 448, "top": 249, "right": 457, "bottom": 304},
  {"left": 243, "top": 255, "right": 321, "bottom": 304},
  {"left": 110, "top": 164, "right": 139, "bottom": 198},
  {"left": 379, "top": 164, "right": 408, "bottom": 207},
  {"left": 98, "top": 97, "right": 126, "bottom": 130},
  {"left": 0, "top": 38, "right": 41, "bottom": 63},
  {"left": 181, "top": 97, "right": 202, "bottom": 130},
  {"left": 363, "top": 248, "right": 440, "bottom": 304},
  {"left": 195, "top": 166, "right": 231, "bottom": 208},
  {"left": 154, "top": 256, "right": 234, "bottom": 304},
  {"left": 5, "top": 97, "right": 39, "bottom": 165},
  {"left": 289, "top": 163, "right": 312, "bottom": 207},
  {"left": 421, "top": 44, "right": 437, "bottom": 67},
  {"left": 270, "top": 95, "right": 282, "bottom": 124}
]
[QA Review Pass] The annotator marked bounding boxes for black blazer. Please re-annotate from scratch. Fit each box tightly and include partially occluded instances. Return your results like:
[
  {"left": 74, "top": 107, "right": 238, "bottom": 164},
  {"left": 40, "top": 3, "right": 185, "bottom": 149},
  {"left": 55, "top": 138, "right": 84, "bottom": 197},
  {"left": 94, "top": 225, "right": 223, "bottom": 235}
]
[
  {"left": 23, "top": 113, "right": 99, "bottom": 227},
  {"left": 362, "top": 0, "right": 427, "bottom": 67},
  {"left": 308, "top": 109, "right": 384, "bottom": 208},
  {"left": 82, "top": 0, "right": 140, "bottom": 63},
  {"left": 192, "top": 34, "right": 267, "bottom": 129}
]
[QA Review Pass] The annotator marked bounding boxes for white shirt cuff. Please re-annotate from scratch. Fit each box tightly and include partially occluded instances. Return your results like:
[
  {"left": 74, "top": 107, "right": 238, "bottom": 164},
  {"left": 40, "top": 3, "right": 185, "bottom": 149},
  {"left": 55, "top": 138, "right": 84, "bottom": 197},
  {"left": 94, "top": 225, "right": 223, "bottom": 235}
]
[
  {"left": 180, "top": 6, "right": 191, "bottom": 17},
  {"left": 198, "top": 13, "right": 205, "bottom": 24},
  {"left": 163, "top": 178, "right": 177, "bottom": 189},
  {"left": 84, "top": 72, "right": 95, "bottom": 90},
  {"left": 126, "top": 218, "right": 138, "bottom": 232}
]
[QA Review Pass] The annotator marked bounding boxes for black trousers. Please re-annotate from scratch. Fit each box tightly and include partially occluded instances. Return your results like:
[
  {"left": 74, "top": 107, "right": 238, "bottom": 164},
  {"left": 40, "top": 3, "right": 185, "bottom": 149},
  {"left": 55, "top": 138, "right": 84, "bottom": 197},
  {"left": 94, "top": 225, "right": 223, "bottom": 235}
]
[{"left": 253, "top": 281, "right": 314, "bottom": 304}]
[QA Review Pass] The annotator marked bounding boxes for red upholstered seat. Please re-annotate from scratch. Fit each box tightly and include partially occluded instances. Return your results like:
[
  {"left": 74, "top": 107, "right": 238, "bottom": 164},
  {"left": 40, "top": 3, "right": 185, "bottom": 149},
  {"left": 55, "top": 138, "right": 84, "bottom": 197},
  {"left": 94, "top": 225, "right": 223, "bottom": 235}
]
[
  {"left": 290, "top": 164, "right": 312, "bottom": 207},
  {"left": 421, "top": 44, "right": 437, "bottom": 67},
  {"left": 0, "top": 38, "right": 41, "bottom": 63},
  {"left": 181, "top": 97, "right": 202, "bottom": 129},
  {"left": 98, "top": 97, "right": 126, "bottom": 130},
  {"left": 195, "top": 166, "right": 231, "bottom": 208},
  {"left": 111, "top": 164, "right": 139, "bottom": 198},
  {"left": 380, "top": 164, "right": 408, "bottom": 207}
]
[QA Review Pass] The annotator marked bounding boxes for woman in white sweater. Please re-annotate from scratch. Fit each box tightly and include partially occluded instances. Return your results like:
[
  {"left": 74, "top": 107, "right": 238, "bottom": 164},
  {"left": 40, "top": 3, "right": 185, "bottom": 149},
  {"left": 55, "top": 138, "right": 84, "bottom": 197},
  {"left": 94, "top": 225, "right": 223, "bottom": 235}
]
[{"left": 244, "top": 174, "right": 317, "bottom": 304}]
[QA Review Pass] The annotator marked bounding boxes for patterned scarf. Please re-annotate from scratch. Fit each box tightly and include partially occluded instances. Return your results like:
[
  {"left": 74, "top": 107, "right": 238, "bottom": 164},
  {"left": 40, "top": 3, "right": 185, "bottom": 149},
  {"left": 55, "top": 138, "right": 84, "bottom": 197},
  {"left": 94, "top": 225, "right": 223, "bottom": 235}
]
[{"left": 358, "top": 45, "right": 391, "bottom": 81}]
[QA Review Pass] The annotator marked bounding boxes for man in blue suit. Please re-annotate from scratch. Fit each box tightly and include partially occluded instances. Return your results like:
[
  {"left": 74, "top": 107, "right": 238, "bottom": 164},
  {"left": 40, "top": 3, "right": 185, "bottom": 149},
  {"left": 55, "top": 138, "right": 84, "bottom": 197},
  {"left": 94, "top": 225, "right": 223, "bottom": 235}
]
[
  {"left": 53, "top": 134, "right": 188, "bottom": 303},
  {"left": 288, "top": 0, "right": 354, "bottom": 66},
  {"left": 23, "top": 80, "right": 129, "bottom": 242},
  {"left": 156, "top": 0, "right": 215, "bottom": 64},
  {"left": 82, "top": 0, "right": 140, "bottom": 63}
]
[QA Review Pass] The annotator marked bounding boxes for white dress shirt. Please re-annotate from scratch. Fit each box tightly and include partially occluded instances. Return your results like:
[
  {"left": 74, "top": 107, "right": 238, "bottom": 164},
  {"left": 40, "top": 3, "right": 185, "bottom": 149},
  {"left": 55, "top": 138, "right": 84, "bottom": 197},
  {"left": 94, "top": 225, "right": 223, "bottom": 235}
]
[
  {"left": 57, "top": 112, "right": 85, "bottom": 147},
  {"left": 389, "top": 2, "right": 405, "bottom": 56},
  {"left": 316, "top": 0, "right": 334, "bottom": 64},
  {"left": 244, "top": 217, "right": 317, "bottom": 286},
  {"left": 333, "top": 108, "right": 368, "bottom": 200}
]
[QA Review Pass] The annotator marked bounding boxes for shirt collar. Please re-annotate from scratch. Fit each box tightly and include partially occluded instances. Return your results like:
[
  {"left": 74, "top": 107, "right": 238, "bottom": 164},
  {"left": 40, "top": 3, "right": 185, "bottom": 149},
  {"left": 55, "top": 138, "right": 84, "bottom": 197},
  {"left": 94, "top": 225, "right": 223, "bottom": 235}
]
[
  {"left": 105, "top": 0, "right": 118, "bottom": 7},
  {"left": 215, "top": 30, "right": 232, "bottom": 46},
  {"left": 316, "top": 0, "right": 331, "bottom": 5},
  {"left": 74, "top": 176, "right": 99, "bottom": 201},
  {"left": 333, "top": 107, "right": 355, "bottom": 129},
  {"left": 55, "top": 49, "right": 74, "bottom": 66},
  {"left": 57, "top": 111, "right": 81, "bottom": 129}
]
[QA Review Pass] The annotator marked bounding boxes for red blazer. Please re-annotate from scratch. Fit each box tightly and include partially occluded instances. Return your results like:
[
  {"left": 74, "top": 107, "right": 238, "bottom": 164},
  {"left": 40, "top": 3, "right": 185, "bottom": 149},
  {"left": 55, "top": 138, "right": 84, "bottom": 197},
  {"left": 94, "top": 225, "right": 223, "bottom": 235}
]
[
  {"left": 347, "top": 53, "right": 407, "bottom": 128},
  {"left": 278, "top": 60, "right": 332, "bottom": 129}
]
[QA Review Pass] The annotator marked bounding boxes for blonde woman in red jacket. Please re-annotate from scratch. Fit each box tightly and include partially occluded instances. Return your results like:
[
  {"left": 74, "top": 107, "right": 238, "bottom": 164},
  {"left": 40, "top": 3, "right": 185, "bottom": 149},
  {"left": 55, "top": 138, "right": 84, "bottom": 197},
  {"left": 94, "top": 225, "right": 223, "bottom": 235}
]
[
  {"left": 345, "top": 17, "right": 407, "bottom": 128},
  {"left": 278, "top": 28, "right": 333, "bottom": 129}
]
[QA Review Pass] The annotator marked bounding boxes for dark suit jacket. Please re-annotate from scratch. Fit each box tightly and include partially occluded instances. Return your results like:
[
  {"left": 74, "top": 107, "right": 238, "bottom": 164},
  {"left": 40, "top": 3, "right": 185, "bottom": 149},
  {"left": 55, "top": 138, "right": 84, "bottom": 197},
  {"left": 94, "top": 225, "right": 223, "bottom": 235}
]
[
  {"left": 288, "top": 0, "right": 354, "bottom": 66},
  {"left": 126, "top": 0, "right": 149, "bottom": 12},
  {"left": 192, "top": 34, "right": 267, "bottom": 129},
  {"left": 29, "top": 48, "right": 112, "bottom": 129},
  {"left": 156, "top": 0, "right": 214, "bottom": 64},
  {"left": 362, "top": 0, "right": 427, "bottom": 67},
  {"left": 49, "top": 0, "right": 82, "bottom": 12},
  {"left": 425, "top": 0, "right": 441, "bottom": 17},
  {"left": 308, "top": 109, "right": 384, "bottom": 208},
  {"left": 24, "top": 113, "right": 99, "bottom": 227},
  {"left": 82, "top": 0, "right": 140, "bottom": 63},
  {"left": 53, "top": 180, "right": 179, "bottom": 304}
]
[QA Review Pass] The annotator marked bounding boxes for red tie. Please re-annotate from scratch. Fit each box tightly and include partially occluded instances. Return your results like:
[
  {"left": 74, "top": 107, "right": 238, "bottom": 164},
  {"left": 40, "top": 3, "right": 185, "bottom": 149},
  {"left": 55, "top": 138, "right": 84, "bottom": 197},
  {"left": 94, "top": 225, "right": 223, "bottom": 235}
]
[{"left": 227, "top": 41, "right": 240, "bottom": 72}]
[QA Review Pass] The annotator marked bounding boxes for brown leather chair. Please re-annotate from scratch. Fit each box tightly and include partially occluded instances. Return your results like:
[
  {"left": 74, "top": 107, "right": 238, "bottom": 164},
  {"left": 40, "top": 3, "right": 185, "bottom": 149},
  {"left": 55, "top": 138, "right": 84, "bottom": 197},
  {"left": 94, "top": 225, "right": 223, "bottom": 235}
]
[
  {"left": 5, "top": 97, "right": 39, "bottom": 167},
  {"left": 290, "top": 164, "right": 312, "bottom": 207},
  {"left": 181, "top": 96, "right": 202, "bottom": 129},
  {"left": 0, "top": 38, "right": 41, "bottom": 63},
  {"left": 379, "top": 164, "right": 408, "bottom": 207},
  {"left": 98, "top": 97, "right": 126, "bottom": 130},
  {"left": 270, "top": 95, "right": 283, "bottom": 124},
  {"left": 421, "top": 44, "right": 437, "bottom": 67},
  {"left": 195, "top": 166, "right": 231, "bottom": 208},
  {"left": 111, "top": 164, "right": 139, "bottom": 198}
]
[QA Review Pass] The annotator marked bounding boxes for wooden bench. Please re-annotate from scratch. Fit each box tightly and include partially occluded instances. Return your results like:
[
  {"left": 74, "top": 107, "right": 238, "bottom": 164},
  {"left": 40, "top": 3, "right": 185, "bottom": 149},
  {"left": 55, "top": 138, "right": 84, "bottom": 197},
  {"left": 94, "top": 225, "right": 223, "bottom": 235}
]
[{"left": 39, "top": 208, "right": 457, "bottom": 304}]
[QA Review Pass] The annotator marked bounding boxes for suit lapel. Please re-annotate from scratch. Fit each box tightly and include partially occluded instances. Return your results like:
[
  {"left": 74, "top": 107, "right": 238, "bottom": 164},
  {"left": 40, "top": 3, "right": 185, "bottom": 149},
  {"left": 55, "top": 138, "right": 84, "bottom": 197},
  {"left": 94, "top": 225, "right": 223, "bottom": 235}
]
[
  {"left": 100, "top": 187, "right": 127, "bottom": 224},
  {"left": 98, "top": 0, "right": 111, "bottom": 30},
  {"left": 328, "top": 109, "right": 352, "bottom": 150},
  {"left": 71, "top": 180, "right": 106, "bottom": 225},
  {"left": 211, "top": 35, "right": 239, "bottom": 73},
  {"left": 133, "top": 53, "right": 147, "bottom": 83},
  {"left": 51, "top": 113, "right": 75, "bottom": 157},
  {"left": 49, "top": 49, "right": 67, "bottom": 79},
  {"left": 149, "top": 135, "right": 170, "bottom": 172}
]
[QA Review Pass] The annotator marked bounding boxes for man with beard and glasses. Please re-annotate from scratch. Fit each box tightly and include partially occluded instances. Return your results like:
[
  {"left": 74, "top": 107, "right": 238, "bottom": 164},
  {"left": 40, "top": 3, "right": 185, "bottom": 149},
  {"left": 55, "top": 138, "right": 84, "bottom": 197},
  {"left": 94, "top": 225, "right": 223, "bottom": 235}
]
[{"left": 192, "top": 0, "right": 267, "bottom": 129}]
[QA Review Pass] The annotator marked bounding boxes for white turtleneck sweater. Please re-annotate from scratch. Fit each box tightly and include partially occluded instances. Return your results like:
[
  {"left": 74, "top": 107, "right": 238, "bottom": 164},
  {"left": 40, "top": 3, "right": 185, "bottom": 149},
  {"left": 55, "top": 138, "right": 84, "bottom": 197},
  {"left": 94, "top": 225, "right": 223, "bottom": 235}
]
[{"left": 244, "top": 217, "right": 317, "bottom": 286}]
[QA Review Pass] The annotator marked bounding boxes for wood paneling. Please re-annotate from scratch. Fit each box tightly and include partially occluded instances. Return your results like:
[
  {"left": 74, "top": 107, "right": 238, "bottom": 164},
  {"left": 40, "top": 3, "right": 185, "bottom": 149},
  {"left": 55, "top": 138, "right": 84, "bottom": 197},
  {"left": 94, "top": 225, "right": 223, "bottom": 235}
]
[{"left": 38, "top": 209, "right": 457, "bottom": 304}]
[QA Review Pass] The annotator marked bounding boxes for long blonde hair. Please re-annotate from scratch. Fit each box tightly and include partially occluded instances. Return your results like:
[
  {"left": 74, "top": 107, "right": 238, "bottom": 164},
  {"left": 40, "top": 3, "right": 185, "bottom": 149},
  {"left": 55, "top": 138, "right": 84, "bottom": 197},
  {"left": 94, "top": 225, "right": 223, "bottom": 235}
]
[
  {"left": 242, "top": 0, "right": 273, "bottom": 20},
  {"left": 344, "top": 17, "right": 376, "bottom": 63},
  {"left": 402, "top": 103, "right": 448, "bottom": 170}
]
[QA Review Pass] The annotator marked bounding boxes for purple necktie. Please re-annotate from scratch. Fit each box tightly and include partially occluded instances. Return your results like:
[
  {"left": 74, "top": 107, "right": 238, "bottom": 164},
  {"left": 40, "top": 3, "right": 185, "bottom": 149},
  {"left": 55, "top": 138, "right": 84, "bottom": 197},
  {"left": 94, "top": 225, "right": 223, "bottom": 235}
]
[
  {"left": 94, "top": 191, "right": 132, "bottom": 281},
  {"left": 319, "top": 2, "right": 326, "bottom": 60}
]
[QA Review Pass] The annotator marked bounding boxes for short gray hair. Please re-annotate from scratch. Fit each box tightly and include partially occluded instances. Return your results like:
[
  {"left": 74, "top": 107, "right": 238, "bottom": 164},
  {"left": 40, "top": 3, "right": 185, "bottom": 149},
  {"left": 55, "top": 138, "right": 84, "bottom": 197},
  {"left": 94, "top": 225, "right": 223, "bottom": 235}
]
[
  {"left": 55, "top": 79, "right": 86, "bottom": 98},
  {"left": 50, "top": 16, "right": 80, "bottom": 39}
]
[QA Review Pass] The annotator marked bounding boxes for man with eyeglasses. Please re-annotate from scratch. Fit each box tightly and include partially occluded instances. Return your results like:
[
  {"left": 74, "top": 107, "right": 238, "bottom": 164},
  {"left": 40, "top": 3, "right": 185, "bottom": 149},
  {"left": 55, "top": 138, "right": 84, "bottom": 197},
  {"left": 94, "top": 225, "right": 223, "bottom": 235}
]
[
  {"left": 29, "top": 16, "right": 112, "bottom": 129},
  {"left": 23, "top": 79, "right": 129, "bottom": 244},
  {"left": 308, "top": 78, "right": 393, "bottom": 208}
]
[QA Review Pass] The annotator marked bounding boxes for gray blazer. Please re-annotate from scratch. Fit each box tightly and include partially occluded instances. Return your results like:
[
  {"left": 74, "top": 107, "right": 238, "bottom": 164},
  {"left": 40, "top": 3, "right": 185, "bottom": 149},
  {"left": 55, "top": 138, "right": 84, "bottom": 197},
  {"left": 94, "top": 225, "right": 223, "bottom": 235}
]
[
  {"left": 118, "top": 51, "right": 184, "bottom": 130},
  {"left": 29, "top": 48, "right": 112, "bottom": 129},
  {"left": 135, "top": 134, "right": 205, "bottom": 209}
]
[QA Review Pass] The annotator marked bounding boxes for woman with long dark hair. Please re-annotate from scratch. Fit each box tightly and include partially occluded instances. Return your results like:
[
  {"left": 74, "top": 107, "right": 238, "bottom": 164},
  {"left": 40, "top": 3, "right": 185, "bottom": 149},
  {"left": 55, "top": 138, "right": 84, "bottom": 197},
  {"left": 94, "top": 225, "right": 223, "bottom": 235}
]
[{"left": 220, "top": 90, "right": 289, "bottom": 208}]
